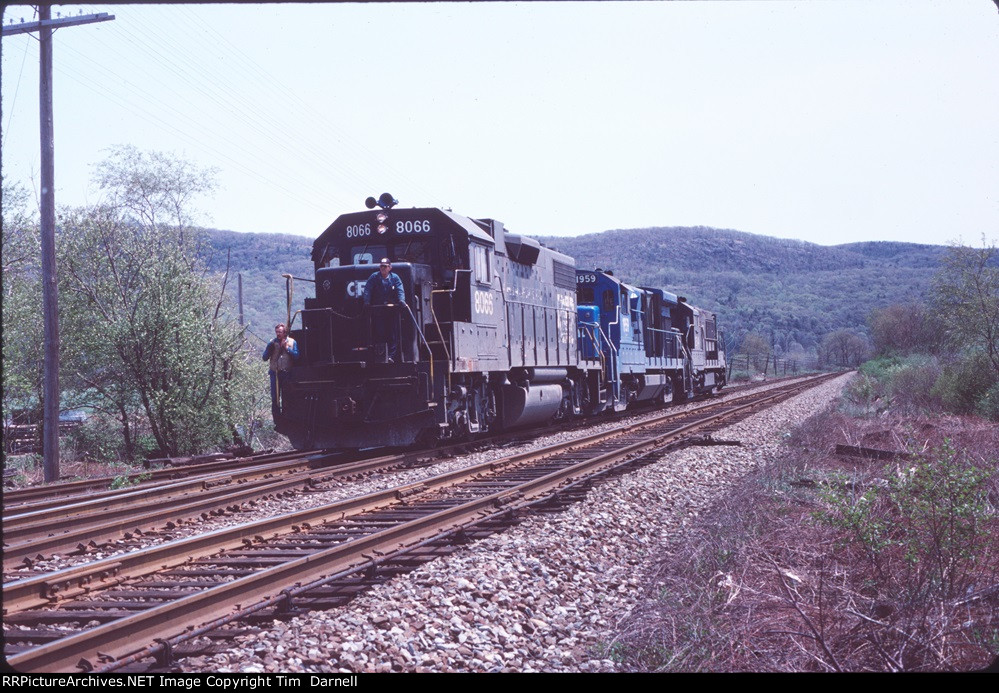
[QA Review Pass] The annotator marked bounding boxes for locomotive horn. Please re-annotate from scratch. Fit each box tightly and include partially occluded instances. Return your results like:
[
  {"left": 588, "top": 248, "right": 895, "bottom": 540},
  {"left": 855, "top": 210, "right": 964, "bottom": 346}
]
[
  {"left": 377, "top": 192, "right": 398, "bottom": 209},
  {"left": 365, "top": 196, "right": 378, "bottom": 209}
]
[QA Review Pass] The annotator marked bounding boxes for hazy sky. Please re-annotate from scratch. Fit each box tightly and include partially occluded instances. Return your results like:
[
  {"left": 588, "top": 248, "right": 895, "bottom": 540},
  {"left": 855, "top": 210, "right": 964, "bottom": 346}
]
[{"left": 2, "top": 1, "right": 998, "bottom": 246}]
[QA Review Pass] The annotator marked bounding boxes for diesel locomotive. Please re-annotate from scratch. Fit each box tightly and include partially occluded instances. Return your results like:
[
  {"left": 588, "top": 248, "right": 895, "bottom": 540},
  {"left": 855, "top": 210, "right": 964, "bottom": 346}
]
[{"left": 274, "top": 197, "right": 725, "bottom": 449}]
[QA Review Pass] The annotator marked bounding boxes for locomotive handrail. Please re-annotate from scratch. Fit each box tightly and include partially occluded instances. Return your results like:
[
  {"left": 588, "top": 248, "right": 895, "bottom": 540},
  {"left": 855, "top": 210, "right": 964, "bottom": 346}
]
[
  {"left": 427, "top": 296, "right": 453, "bottom": 389},
  {"left": 430, "top": 268, "right": 472, "bottom": 389},
  {"left": 579, "top": 319, "right": 620, "bottom": 404},
  {"left": 641, "top": 326, "right": 684, "bottom": 362},
  {"left": 282, "top": 274, "right": 315, "bottom": 330},
  {"left": 399, "top": 301, "right": 437, "bottom": 391},
  {"left": 608, "top": 305, "right": 621, "bottom": 328}
]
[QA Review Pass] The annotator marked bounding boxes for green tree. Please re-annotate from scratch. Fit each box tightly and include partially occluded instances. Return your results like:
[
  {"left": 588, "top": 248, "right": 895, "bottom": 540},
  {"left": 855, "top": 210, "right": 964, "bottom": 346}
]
[
  {"left": 740, "top": 332, "right": 770, "bottom": 371},
  {"left": 1, "top": 181, "right": 44, "bottom": 431},
  {"left": 868, "top": 302, "right": 943, "bottom": 356},
  {"left": 932, "top": 240, "right": 999, "bottom": 378},
  {"left": 820, "top": 328, "right": 870, "bottom": 367},
  {"left": 58, "top": 148, "right": 257, "bottom": 457}
]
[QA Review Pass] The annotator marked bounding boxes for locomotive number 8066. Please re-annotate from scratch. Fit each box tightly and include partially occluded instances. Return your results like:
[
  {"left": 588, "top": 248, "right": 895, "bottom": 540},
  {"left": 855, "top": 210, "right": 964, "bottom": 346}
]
[{"left": 273, "top": 197, "right": 726, "bottom": 450}]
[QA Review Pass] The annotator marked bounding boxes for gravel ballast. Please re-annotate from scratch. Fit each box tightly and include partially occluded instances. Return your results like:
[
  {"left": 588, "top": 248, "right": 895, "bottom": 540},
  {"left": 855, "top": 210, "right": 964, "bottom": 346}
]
[{"left": 184, "top": 373, "right": 852, "bottom": 673}]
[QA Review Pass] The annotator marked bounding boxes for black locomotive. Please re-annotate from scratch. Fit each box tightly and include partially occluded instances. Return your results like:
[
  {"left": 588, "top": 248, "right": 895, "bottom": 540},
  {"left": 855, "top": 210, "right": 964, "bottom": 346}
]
[{"left": 274, "top": 197, "right": 725, "bottom": 449}]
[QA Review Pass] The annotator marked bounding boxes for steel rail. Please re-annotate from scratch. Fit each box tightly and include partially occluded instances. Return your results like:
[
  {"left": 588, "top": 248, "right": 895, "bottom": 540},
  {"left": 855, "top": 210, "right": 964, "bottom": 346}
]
[
  {"left": 2, "top": 449, "right": 431, "bottom": 569},
  {"left": 102, "top": 376, "right": 829, "bottom": 672},
  {"left": 2, "top": 449, "right": 317, "bottom": 508},
  {"left": 5, "top": 375, "right": 837, "bottom": 671},
  {"left": 3, "top": 374, "right": 810, "bottom": 566},
  {"left": 5, "top": 459, "right": 324, "bottom": 531},
  {"left": 3, "top": 374, "right": 800, "bottom": 511},
  {"left": 3, "top": 374, "right": 833, "bottom": 614}
]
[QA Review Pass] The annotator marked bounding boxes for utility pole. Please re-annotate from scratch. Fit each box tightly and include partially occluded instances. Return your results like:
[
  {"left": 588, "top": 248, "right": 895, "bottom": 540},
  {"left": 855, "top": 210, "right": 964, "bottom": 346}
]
[
  {"left": 238, "top": 273, "right": 245, "bottom": 326},
  {"left": 3, "top": 6, "right": 115, "bottom": 482}
]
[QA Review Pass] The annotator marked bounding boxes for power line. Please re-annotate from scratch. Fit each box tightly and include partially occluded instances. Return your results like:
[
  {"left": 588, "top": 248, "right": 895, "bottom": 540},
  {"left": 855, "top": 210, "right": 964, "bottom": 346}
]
[{"left": 1, "top": 32, "right": 31, "bottom": 150}]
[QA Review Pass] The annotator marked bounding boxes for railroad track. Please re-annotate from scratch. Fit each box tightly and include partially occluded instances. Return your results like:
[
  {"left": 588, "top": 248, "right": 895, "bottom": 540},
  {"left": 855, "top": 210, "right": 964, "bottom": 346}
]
[
  {"left": 2, "top": 449, "right": 421, "bottom": 574},
  {"left": 3, "top": 376, "right": 796, "bottom": 580},
  {"left": 2, "top": 375, "right": 806, "bottom": 576},
  {"left": 5, "top": 375, "right": 790, "bottom": 508},
  {"left": 2, "top": 449, "right": 322, "bottom": 509},
  {"left": 3, "top": 373, "right": 837, "bottom": 673}
]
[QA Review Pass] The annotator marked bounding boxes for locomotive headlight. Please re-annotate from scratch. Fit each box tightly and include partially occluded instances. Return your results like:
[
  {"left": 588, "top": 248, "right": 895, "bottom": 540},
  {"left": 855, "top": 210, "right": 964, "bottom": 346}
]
[
  {"left": 377, "top": 224, "right": 388, "bottom": 234},
  {"left": 376, "top": 213, "right": 388, "bottom": 223}
]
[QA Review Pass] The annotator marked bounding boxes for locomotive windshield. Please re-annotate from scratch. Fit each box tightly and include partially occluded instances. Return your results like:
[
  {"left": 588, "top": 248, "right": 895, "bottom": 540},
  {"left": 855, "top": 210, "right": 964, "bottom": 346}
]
[{"left": 345, "top": 239, "right": 432, "bottom": 267}]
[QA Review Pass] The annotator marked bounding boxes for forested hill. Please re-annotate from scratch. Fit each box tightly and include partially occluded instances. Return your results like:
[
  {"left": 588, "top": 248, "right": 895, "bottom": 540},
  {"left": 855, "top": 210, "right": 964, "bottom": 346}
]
[
  {"left": 537, "top": 226, "right": 946, "bottom": 275},
  {"left": 535, "top": 227, "right": 947, "bottom": 352},
  {"left": 202, "top": 224, "right": 949, "bottom": 353},
  {"left": 201, "top": 228, "right": 314, "bottom": 347}
]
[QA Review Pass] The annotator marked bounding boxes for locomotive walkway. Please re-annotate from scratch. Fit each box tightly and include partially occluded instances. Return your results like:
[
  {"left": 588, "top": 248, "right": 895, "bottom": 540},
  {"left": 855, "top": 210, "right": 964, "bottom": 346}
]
[{"left": 3, "top": 374, "right": 837, "bottom": 672}]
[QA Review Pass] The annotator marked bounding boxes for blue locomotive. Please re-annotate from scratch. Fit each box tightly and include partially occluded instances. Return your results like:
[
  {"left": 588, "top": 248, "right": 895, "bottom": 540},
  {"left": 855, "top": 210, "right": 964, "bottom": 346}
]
[
  {"left": 274, "top": 197, "right": 725, "bottom": 449},
  {"left": 576, "top": 269, "right": 726, "bottom": 412}
]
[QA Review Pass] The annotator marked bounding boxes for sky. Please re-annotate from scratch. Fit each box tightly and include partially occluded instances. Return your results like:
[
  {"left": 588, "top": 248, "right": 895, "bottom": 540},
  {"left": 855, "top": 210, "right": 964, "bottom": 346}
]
[{"left": 2, "top": 1, "right": 998, "bottom": 247}]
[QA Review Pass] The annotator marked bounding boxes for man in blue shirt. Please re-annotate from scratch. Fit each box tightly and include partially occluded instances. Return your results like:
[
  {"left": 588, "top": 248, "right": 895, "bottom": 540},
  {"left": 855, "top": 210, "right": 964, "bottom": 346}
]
[
  {"left": 363, "top": 258, "right": 405, "bottom": 363},
  {"left": 262, "top": 323, "right": 298, "bottom": 417}
]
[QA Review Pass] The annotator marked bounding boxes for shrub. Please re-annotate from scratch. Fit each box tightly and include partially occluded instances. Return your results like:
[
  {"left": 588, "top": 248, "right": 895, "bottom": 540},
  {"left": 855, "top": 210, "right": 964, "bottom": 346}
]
[
  {"left": 64, "top": 413, "right": 125, "bottom": 464},
  {"left": 813, "top": 441, "right": 996, "bottom": 667},
  {"left": 931, "top": 352, "right": 998, "bottom": 416},
  {"left": 885, "top": 356, "right": 942, "bottom": 413},
  {"left": 859, "top": 355, "right": 904, "bottom": 379},
  {"left": 975, "top": 383, "right": 999, "bottom": 422},
  {"left": 110, "top": 470, "right": 152, "bottom": 490}
]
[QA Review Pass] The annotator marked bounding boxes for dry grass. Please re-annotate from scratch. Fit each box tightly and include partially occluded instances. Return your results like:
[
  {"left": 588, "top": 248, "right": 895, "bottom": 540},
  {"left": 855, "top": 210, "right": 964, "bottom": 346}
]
[{"left": 610, "top": 407, "right": 999, "bottom": 672}]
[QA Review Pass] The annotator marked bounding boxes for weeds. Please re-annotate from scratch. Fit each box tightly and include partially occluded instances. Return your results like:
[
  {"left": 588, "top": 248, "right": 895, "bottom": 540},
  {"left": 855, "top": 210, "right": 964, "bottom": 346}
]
[
  {"left": 109, "top": 470, "right": 152, "bottom": 490},
  {"left": 611, "top": 404, "right": 998, "bottom": 671}
]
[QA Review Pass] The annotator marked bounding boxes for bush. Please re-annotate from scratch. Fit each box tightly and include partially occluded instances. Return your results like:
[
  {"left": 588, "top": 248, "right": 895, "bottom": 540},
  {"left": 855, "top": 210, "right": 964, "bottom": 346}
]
[
  {"left": 851, "top": 353, "right": 999, "bottom": 419},
  {"left": 610, "top": 405, "right": 998, "bottom": 672},
  {"left": 886, "top": 356, "right": 942, "bottom": 413},
  {"left": 859, "top": 355, "right": 904, "bottom": 379},
  {"left": 816, "top": 441, "right": 992, "bottom": 598},
  {"left": 846, "top": 355, "right": 942, "bottom": 415},
  {"left": 974, "top": 383, "right": 999, "bottom": 422},
  {"left": 842, "top": 373, "right": 884, "bottom": 415},
  {"left": 931, "top": 352, "right": 999, "bottom": 416},
  {"left": 64, "top": 414, "right": 125, "bottom": 464}
]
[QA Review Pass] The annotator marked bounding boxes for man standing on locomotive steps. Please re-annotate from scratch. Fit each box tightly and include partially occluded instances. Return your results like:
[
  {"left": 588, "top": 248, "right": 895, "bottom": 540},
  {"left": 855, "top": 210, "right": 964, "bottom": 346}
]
[
  {"left": 363, "top": 258, "right": 405, "bottom": 363},
  {"left": 263, "top": 323, "right": 298, "bottom": 418}
]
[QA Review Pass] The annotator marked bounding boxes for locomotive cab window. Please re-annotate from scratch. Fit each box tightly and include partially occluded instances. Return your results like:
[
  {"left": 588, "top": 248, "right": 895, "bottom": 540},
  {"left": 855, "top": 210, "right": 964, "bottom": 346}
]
[
  {"left": 472, "top": 244, "right": 491, "bottom": 285},
  {"left": 316, "top": 244, "right": 341, "bottom": 269},
  {"left": 390, "top": 239, "right": 430, "bottom": 265},
  {"left": 350, "top": 246, "right": 385, "bottom": 266},
  {"left": 602, "top": 290, "right": 615, "bottom": 314}
]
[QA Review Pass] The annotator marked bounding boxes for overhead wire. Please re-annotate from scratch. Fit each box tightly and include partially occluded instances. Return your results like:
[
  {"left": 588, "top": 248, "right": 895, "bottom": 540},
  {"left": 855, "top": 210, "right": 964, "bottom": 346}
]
[
  {"left": 75, "top": 5, "right": 373, "bottom": 210},
  {"left": 8, "top": 3, "right": 453, "bottom": 229},
  {"left": 170, "top": 4, "right": 449, "bottom": 206},
  {"left": 51, "top": 12, "right": 356, "bottom": 213},
  {"left": 1, "top": 27, "right": 33, "bottom": 151},
  {"left": 154, "top": 5, "right": 406, "bottom": 201},
  {"left": 52, "top": 58, "right": 335, "bottom": 215}
]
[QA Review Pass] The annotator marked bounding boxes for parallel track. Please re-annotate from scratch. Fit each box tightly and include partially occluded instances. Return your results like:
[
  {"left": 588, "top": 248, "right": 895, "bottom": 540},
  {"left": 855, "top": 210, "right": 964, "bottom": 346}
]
[
  {"left": 3, "top": 373, "right": 838, "bottom": 673},
  {"left": 3, "top": 376, "right": 801, "bottom": 574}
]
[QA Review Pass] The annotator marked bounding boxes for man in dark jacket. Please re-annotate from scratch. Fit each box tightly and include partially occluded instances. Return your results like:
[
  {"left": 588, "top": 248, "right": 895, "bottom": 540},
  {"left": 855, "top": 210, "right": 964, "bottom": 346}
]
[{"left": 363, "top": 258, "right": 405, "bottom": 362}]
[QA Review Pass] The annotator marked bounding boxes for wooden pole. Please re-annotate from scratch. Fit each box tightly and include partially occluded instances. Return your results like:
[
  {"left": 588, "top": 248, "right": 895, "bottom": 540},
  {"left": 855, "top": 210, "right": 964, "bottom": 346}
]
[{"left": 39, "top": 5, "right": 59, "bottom": 482}]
